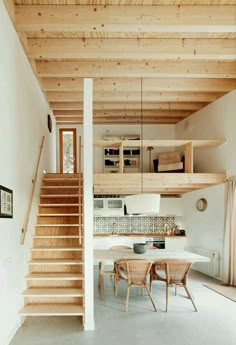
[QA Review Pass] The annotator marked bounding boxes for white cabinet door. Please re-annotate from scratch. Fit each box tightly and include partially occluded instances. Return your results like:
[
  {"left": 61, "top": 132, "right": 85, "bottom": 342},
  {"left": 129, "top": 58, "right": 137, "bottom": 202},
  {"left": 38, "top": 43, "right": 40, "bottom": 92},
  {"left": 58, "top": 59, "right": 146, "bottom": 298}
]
[
  {"left": 165, "top": 237, "right": 187, "bottom": 250},
  {"left": 93, "top": 236, "right": 146, "bottom": 250},
  {"left": 159, "top": 197, "right": 182, "bottom": 217}
]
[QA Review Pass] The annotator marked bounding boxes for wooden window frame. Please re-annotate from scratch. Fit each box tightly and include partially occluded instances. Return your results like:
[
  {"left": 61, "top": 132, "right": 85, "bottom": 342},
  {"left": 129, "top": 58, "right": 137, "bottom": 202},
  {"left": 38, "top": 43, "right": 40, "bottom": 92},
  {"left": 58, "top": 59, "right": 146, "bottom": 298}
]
[{"left": 59, "top": 128, "right": 77, "bottom": 173}]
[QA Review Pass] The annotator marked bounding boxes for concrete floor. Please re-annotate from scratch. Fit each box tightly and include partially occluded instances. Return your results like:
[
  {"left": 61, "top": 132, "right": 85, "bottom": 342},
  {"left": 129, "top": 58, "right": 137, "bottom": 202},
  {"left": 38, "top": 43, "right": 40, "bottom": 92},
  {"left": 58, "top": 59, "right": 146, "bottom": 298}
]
[{"left": 10, "top": 268, "right": 236, "bottom": 345}]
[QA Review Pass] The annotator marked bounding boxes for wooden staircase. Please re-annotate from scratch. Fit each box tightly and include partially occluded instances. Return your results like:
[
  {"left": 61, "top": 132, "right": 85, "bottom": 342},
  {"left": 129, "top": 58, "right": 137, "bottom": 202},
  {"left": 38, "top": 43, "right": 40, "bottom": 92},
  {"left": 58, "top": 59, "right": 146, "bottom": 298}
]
[{"left": 20, "top": 173, "right": 84, "bottom": 322}]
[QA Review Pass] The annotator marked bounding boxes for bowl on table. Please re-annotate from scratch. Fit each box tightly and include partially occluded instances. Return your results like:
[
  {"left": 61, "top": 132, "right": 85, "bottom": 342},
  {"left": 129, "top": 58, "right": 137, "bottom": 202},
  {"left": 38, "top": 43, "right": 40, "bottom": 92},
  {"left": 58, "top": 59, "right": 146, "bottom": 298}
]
[{"left": 133, "top": 243, "right": 147, "bottom": 254}]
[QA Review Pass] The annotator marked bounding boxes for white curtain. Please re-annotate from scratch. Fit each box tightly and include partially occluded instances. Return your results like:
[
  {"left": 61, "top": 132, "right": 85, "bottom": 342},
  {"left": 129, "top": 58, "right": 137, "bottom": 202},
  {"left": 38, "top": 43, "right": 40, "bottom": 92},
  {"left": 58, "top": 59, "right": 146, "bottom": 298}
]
[{"left": 222, "top": 180, "right": 236, "bottom": 286}]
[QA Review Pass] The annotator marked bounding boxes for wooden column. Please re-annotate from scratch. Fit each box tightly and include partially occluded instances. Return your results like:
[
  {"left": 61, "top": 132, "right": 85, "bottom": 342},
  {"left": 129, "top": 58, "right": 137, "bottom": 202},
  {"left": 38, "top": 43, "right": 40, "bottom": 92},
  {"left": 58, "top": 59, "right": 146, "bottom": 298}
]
[
  {"left": 184, "top": 142, "right": 193, "bottom": 173},
  {"left": 119, "top": 142, "right": 124, "bottom": 173}
]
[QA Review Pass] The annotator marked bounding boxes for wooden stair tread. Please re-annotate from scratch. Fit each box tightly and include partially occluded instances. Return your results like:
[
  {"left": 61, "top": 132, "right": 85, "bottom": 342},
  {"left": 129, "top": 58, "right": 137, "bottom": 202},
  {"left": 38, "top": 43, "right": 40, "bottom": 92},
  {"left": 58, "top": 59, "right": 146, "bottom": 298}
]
[
  {"left": 41, "top": 186, "right": 81, "bottom": 189},
  {"left": 25, "top": 273, "right": 84, "bottom": 280},
  {"left": 28, "top": 259, "right": 83, "bottom": 265},
  {"left": 41, "top": 194, "right": 83, "bottom": 197},
  {"left": 19, "top": 304, "right": 84, "bottom": 316},
  {"left": 39, "top": 204, "right": 81, "bottom": 206},
  {"left": 37, "top": 213, "right": 83, "bottom": 217},
  {"left": 31, "top": 246, "right": 83, "bottom": 251},
  {"left": 23, "top": 288, "right": 84, "bottom": 296},
  {"left": 35, "top": 224, "right": 83, "bottom": 227},
  {"left": 33, "top": 235, "right": 83, "bottom": 239}
]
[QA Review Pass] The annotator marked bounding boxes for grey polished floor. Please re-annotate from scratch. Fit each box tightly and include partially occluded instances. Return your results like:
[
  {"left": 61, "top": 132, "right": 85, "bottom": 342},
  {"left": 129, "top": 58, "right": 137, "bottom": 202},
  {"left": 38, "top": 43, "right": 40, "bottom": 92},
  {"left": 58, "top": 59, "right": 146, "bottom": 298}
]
[{"left": 10, "top": 268, "right": 236, "bottom": 345}]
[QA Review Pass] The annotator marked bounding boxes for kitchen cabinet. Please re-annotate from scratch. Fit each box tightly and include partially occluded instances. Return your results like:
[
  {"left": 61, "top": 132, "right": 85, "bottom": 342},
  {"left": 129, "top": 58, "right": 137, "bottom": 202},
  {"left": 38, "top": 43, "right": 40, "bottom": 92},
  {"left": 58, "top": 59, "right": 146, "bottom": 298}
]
[
  {"left": 93, "top": 236, "right": 146, "bottom": 250},
  {"left": 159, "top": 197, "right": 182, "bottom": 217},
  {"left": 94, "top": 197, "right": 124, "bottom": 217},
  {"left": 93, "top": 236, "right": 146, "bottom": 264},
  {"left": 165, "top": 237, "right": 187, "bottom": 250}
]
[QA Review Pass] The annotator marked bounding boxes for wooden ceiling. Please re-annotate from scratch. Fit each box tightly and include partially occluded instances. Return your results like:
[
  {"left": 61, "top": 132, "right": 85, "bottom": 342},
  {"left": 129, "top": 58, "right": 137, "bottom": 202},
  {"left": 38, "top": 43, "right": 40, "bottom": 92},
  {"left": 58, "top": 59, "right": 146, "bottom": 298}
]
[{"left": 5, "top": 0, "right": 236, "bottom": 125}]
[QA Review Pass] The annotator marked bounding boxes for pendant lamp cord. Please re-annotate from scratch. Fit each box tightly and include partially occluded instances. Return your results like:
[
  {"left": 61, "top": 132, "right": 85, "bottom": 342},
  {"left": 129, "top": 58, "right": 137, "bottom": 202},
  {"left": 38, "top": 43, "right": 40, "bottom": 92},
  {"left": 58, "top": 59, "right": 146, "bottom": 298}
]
[{"left": 141, "top": 77, "right": 143, "bottom": 194}]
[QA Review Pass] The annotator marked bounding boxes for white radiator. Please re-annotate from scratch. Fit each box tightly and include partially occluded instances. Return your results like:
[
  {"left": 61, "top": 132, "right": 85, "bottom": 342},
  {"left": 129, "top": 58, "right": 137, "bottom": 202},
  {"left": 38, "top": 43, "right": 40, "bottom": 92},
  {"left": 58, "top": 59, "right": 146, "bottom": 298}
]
[{"left": 186, "top": 247, "right": 220, "bottom": 278}]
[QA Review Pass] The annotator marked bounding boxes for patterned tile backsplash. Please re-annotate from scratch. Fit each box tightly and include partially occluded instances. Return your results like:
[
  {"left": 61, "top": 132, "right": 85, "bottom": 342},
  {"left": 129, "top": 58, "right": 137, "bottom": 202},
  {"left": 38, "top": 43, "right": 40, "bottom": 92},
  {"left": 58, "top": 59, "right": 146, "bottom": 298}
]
[{"left": 94, "top": 216, "right": 175, "bottom": 234}]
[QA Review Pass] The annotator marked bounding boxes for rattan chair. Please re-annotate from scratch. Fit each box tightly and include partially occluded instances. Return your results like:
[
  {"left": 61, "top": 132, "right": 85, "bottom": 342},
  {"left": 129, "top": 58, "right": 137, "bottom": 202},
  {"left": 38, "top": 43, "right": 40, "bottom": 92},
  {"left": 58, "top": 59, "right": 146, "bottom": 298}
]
[
  {"left": 115, "top": 259, "right": 157, "bottom": 312},
  {"left": 98, "top": 246, "right": 132, "bottom": 300},
  {"left": 150, "top": 261, "right": 197, "bottom": 312}
]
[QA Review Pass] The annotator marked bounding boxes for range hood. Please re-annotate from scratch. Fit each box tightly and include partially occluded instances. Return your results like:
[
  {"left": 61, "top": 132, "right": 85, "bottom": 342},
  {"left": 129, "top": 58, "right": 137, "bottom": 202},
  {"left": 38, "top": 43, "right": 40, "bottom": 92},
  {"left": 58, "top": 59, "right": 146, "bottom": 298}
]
[{"left": 125, "top": 194, "right": 160, "bottom": 215}]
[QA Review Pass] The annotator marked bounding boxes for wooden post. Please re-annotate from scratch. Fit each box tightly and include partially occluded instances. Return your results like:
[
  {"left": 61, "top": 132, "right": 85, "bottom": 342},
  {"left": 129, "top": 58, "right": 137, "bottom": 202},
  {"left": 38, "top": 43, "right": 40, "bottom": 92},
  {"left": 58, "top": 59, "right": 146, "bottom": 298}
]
[
  {"left": 184, "top": 141, "right": 193, "bottom": 173},
  {"left": 119, "top": 142, "right": 124, "bottom": 173},
  {"left": 79, "top": 135, "right": 82, "bottom": 173}
]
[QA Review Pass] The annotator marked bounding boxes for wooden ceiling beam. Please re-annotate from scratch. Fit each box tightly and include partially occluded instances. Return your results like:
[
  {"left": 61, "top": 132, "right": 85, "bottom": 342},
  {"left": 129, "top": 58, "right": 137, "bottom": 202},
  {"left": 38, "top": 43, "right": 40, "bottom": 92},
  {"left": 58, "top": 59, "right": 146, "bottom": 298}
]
[
  {"left": 15, "top": 5, "right": 236, "bottom": 33},
  {"left": 36, "top": 60, "right": 236, "bottom": 79},
  {"left": 50, "top": 101, "right": 208, "bottom": 111},
  {"left": 13, "top": 1, "right": 236, "bottom": 5},
  {"left": 41, "top": 77, "right": 236, "bottom": 92},
  {"left": 27, "top": 38, "right": 236, "bottom": 60},
  {"left": 53, "top": 109, "right": 192, "bottom": 117},
  {"left": 55, "top": 117, "right": 183, "bottom": 124},
  {"left": 46, "top": 91, "right": 225, "bottom": 102}
]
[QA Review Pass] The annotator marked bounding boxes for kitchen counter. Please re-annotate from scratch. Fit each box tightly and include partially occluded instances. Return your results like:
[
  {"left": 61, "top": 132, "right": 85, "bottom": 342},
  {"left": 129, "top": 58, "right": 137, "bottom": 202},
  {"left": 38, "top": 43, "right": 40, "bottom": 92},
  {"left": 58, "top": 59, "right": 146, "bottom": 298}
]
[{"left": 94, "top": 233, "right": 186, "bottom": 238}]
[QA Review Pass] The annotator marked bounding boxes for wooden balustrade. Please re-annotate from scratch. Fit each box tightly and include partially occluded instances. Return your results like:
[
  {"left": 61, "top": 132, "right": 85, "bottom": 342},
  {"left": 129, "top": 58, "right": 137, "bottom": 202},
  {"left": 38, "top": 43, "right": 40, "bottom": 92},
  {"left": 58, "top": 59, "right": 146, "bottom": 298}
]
[{"left": 20, "top": 136, "right": 45, "bottom": 245}]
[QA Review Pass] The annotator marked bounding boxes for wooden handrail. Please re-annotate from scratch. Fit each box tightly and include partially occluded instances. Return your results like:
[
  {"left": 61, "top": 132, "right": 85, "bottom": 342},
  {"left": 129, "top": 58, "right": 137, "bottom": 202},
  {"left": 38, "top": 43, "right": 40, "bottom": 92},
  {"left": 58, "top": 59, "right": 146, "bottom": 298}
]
[{"left": 20, "top": 136, "right": 45, "bottom": 245}]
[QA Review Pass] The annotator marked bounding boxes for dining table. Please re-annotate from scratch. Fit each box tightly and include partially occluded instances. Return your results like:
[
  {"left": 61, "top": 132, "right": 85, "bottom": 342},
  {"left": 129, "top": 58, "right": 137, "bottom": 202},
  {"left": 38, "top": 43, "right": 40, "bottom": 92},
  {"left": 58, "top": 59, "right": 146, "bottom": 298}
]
[{"left": 94, "top": 248, "right": 210, "bottom": 300}]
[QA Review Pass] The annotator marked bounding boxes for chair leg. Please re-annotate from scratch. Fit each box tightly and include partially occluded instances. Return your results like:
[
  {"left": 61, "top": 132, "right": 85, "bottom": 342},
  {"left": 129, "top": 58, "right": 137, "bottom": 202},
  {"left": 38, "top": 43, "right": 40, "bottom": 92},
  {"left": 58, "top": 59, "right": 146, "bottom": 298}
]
[
  {"left": 125, "top": 286, "right": 130, "bottom": 312},
  {"left": 115, "top": 278, "right": 118, "bottom": 296},
  {"left": 150, "top": 279, "right": 152, "bottom": 293},
  {"left": 166, "top": 284, "right": 169, "bottom": 312},
  {"left": 146, "top": 286, "right": 157, "bottom": 312},
  {"left": 184, "top": 286, "right": 197, "bottom": 312},
  {"left": 175, "top": 285, "right": 177, "bottom": 296},
  {"left": 141, "top": 287, "right": 144, "bottom": 296},
  {"left": 100, "top": 273, "right": 105, "bottom": 301}
]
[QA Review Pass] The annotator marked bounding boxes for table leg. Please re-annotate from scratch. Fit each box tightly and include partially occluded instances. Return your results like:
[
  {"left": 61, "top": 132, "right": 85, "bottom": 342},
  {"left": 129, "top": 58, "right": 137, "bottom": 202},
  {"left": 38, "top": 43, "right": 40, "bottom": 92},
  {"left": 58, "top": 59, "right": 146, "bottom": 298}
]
[{"left": 98, "top": 261, "right": 105, "bottom": 300}]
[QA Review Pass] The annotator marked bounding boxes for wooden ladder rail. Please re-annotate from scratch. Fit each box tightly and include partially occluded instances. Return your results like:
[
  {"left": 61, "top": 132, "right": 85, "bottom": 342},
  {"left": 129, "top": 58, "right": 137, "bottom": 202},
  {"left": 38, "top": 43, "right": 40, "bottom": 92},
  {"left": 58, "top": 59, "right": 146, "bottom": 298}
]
[{"left": 20, "top": 136, "right": 45, "bottom": 245}]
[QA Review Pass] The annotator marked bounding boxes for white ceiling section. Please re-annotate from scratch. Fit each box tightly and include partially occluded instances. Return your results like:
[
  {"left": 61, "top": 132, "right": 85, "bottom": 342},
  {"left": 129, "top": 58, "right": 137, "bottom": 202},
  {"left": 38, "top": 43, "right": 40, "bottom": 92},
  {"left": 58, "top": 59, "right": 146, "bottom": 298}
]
[{"left": 5, "top": 0, "right": 236, "bottom": 125}]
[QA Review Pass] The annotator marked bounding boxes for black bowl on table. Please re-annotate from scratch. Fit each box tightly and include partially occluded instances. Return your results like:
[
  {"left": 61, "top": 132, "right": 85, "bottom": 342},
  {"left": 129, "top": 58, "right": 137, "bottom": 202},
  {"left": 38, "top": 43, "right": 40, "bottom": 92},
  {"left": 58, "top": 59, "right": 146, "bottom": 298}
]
[{"left": 133, "top": 243, "right": 147, "bottom": 254}]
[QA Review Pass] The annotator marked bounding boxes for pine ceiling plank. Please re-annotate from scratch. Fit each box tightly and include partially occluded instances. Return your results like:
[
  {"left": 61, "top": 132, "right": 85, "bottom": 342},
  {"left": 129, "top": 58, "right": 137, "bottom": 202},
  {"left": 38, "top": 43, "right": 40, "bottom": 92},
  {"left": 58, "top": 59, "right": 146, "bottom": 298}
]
[
  {"left": 41, "top": 77, "right": 236, "bottom": 92},
  {"left": 13, "top": 1, "right": 236, "bottom": 7},
  {"left": 15, "top": 5, "right": 236, "bottom": 33},
  {"left": 50, "top": 101, "right": 208, "bottom": 111},
  {"left": 55, "top": 117, "right": 183, "bottom": 124},
  {"left": 27, "top": 38, "right": 236, "bottom": 60},
  {"left": 36, "top": 60, "right": 236, "bottom": 78},
  {"left": 53, "top": 109, "right": 192, "bottom": 117},
  {"left": 25, "top": 31, "right": 236, "bottom": 39},
  {"left": 46, "top": 91, "right": 226, "bottom": 102}
]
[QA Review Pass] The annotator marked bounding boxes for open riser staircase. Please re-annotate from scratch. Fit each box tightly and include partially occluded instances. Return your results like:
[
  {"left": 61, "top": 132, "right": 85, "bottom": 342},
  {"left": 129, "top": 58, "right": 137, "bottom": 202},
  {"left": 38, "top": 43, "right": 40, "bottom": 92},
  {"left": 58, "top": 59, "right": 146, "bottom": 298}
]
[{"left": 20, "top": 173, "right": 84, "bottom": 322}]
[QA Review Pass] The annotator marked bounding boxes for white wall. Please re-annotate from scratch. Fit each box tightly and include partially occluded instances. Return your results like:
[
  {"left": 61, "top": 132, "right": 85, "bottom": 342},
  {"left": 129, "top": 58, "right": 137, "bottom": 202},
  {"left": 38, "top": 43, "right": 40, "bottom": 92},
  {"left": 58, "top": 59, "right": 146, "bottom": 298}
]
[
  {"left": 175, "top": 91, "right": 236, "bottom": 277},
  {"left": 57, "top": 124, "right": 175, "bottom": 173},
  {"left": 0, "top": 2, "right": 56, "bottom": 345}
]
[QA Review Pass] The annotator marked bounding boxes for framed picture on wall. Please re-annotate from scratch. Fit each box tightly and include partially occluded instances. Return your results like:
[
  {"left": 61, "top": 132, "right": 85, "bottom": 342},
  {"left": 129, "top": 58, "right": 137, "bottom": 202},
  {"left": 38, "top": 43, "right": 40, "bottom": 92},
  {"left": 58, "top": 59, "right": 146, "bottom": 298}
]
[
  {"left": 0, "top": 185, "right": 13, "bottom": 218},
  {"left": 47, "top": 114, "right": 52, "bottom": 133}
]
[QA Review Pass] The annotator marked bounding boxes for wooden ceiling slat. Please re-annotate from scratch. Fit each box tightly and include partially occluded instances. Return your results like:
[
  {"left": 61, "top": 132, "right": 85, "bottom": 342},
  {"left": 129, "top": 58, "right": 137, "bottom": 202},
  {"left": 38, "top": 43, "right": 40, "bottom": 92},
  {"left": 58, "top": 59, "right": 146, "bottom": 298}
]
[
  {"left": 36, "top": 60, "right": 236, "bottom": 78},
  {"left": 15, "top": 5, "right": 236, "bottom": 33},
  {"left": 50, "top": 101, "right": 208, "bottom": 111},
  {"left": 53, "top": 109, "right": 192, "bottom": 117},
  {"left": 25, "top": 31, "right": 236, "bottom": 39},
  {"left": 56, "top": 117, "right": 183, "bottom": 124},
  {"left": 41, "top": 77, "right": 236, "bottom": 92},
  {"left": 46, "top": 91, "right": 226, "bottom": 102},
  {"left": 14, "top": 1, "right": 236, "bottom": 6},
  {"left": 27, "top": 38, "right": 236, "bottom": 60}
]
